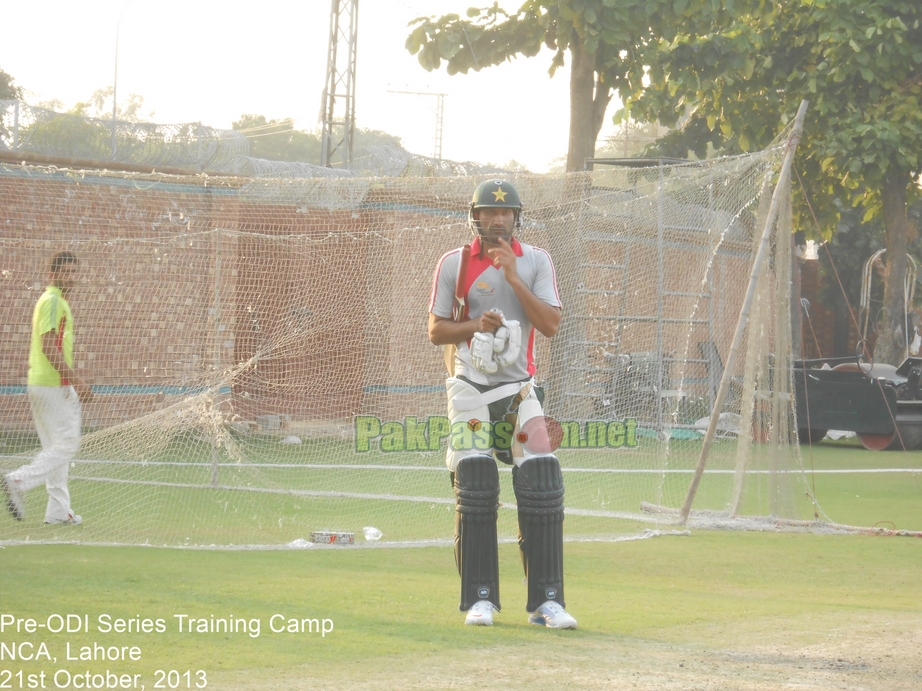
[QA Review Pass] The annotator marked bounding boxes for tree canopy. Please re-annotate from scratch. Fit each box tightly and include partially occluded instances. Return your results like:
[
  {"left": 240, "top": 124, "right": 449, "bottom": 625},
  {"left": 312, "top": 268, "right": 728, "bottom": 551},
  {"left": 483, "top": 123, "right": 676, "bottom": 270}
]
[
  {"left": 620, "top": 0, "right": 922, "bottom": 363},
  {"left": 70, "top": 87, "right": 152, "bottom": 123},
  {"left": 0, "top": 67, "right": 22, "bottom": 100},
  {"left": 0, "top": 68, "right": 24, "bottom": 145}
]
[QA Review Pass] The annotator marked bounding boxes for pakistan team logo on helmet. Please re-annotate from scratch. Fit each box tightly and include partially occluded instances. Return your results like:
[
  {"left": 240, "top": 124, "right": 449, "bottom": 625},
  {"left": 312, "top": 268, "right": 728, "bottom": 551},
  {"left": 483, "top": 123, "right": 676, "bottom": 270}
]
[{"left": 470, "top": 179, "right": 522, "bottom": 211}]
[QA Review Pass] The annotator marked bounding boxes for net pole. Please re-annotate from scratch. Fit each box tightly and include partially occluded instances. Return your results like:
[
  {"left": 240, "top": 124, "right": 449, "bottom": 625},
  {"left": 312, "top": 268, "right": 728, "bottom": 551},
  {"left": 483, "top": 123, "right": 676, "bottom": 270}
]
[
  {"left": 678, "top": 100, "right": 809, "bottom": 525},
  {"left": 211, "top": 229, "right": 222, "bottom": 488},
  {"left": 656, "top": 163, "right": 667, "bottom": 434}
]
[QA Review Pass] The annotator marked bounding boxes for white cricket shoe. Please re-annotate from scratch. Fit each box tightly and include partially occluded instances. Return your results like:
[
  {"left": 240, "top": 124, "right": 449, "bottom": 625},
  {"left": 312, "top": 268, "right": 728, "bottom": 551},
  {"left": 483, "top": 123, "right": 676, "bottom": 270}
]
[
  {"left": 464, "top": 600, "right": 495, "bottom": 626},
  {"left": 45, "top": 513, "right": 82, "bottom": 526},
  {"left": 528, "top": 600, "right": 577, "bottom": 629},
  {"left": 1, "top": 475, "right": 24, "bottom": 521}
]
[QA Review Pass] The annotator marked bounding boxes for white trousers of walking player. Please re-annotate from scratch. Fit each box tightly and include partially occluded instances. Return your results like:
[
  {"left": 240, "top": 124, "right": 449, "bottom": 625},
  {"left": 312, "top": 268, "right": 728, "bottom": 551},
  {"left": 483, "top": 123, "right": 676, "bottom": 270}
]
[{"left": 7, "top": 385, "right": 82, "bottom": 522}]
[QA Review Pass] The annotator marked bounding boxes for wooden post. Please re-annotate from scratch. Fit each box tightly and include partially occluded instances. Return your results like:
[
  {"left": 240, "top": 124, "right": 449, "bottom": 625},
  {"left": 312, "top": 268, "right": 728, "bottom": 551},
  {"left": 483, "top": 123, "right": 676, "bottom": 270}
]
[{"left": 678, "top": 100, "right": 809, "bottom": 525}]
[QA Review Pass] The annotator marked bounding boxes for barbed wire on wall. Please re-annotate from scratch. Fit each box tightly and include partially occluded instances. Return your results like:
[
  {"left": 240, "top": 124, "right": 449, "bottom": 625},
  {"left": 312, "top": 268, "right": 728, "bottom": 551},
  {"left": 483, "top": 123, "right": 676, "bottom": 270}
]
[
  {"left": 223, "top": 155, "right": 351, "bottom": 179},
  {"left": 0, "top": 101, "right": 508, "bottom": 179},
  {"left": 350, "top": 144, "right": 509, "bottom": 178},
  {"left": 0, "top": 100, "right": 247, "bottom": 170}
]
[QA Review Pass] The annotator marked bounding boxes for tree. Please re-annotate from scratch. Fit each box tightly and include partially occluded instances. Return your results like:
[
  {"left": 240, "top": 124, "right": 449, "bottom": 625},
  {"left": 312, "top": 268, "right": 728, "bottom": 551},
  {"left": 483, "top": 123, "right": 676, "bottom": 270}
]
[
  {"left": 0, "top": 67, "right": 22, "bottom": 100},
  {"left": 354, "top": 128, "right": 404, "bottom": 150},
  {"left": 621, "top": 0, "right": 922, "bottom": 364},
  {"left": 232, "top": 115, "right": 405, "bottom": 165},
  {"left": 17, "top": 110, "right": 114, "bottom": 160},
  {"left": 13, "top": 88, "right": 155, "bottom": 162},
  {"left": 71, "top": 87, "right": 152, "bottom": 123},
  {"left": 0, "top": 68, "right": 24, "bottom": 147},
  {"left": 595, "top": 118, "right": 668, "bottom": 159},
  {"left": 406, "top": 1, "right": 688, "bottom": 172},
  {"left": 233, "top": 114, "right": 320, "bottom": 163}
]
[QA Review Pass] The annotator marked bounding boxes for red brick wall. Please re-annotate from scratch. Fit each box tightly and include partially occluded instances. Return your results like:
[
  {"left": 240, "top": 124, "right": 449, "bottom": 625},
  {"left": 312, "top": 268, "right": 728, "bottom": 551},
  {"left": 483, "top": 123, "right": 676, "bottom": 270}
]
[
  {"left": 0, "top": 169, "right": 456, "bottom": 430},
  {"left": 0, "top": 165, "right": 776, "bottom": 433}
]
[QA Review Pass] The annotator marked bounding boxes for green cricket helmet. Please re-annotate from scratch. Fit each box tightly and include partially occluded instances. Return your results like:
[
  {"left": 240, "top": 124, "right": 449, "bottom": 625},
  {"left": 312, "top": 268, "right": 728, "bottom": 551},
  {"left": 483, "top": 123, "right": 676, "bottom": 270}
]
[{"left": 468, "top": 179, "right": 522, "bottom": 237}]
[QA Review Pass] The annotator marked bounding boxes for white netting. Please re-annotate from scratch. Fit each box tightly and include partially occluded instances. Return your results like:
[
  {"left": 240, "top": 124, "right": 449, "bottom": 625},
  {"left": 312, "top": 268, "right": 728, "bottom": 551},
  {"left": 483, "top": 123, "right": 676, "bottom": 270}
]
[{"left": 0, "top": 139, "right": 818, "bottom": 548}]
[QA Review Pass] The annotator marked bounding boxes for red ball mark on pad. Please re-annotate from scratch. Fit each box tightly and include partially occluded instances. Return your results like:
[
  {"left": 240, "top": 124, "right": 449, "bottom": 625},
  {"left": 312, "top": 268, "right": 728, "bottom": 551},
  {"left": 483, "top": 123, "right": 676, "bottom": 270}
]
[
  {"left": 520, "top": 416, "right": 564, "bottom": 454},
  {"left": 468, "top": 418, "right": 482, "bottom": 432}
]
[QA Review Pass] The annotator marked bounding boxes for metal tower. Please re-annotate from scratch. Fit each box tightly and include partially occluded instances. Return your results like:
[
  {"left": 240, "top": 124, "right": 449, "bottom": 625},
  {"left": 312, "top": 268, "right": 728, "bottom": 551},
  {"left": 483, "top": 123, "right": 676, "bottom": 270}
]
[{"left": 320, "top": 0, "right": 358, "bottom": 169}]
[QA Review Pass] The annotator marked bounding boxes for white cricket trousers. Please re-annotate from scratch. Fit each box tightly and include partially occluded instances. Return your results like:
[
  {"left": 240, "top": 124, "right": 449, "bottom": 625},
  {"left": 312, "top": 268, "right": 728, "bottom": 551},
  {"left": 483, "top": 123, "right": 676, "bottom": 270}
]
[{"left": 8, "top": 385, "right": 82, "bottom": 522}]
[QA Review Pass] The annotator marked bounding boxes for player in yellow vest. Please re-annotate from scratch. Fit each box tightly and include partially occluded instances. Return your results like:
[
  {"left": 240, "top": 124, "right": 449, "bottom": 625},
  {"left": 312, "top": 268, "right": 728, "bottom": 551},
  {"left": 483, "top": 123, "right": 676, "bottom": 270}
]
[{"left": 2, "top": 251, "right": 92, "bottom": 524}]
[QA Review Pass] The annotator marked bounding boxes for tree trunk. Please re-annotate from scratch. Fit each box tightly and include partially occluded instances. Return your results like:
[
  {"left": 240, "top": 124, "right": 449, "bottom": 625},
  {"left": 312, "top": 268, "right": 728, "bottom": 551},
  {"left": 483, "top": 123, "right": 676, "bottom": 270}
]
[
  {"left": 873, "top": 171, "right": 912, "bottom": 365},
  {"left": 565, "top": 39, "right": 612, "bottom": 172}
]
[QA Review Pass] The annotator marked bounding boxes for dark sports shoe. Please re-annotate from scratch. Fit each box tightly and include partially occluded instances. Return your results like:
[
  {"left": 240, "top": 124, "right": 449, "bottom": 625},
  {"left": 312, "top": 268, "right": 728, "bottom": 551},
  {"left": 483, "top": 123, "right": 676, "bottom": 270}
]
[
  {"left": 528, "top": 600, "right": 577, "bottom": 629},
  {"left": 1, "top": 475, "right": 24, "bottom": 521}
]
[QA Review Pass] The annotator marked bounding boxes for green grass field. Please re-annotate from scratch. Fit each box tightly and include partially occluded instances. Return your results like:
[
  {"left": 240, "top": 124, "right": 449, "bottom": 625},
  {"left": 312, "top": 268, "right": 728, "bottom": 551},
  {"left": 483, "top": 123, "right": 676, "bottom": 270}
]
[
  {"left": 2, "top": 532, "right": 920, "bottom": 690},
  {"left": 7, "top": 431, "right": 920, "bottom": 549},
  {"left": 2, "top": 438, "right": 921, "bottom": 689}
]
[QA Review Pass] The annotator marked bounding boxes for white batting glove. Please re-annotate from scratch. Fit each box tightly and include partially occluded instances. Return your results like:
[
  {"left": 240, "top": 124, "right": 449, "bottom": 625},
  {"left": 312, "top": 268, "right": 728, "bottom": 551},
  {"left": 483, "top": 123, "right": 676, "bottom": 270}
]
[
  {"left": 493, "top": 325, "right": 509, "bottom": 354},
  {"left": 495, "top": 319, "right": 521, "bottom": 368},
  {"left": 470, "top": 332, "right": 498, "bottom": 374}
]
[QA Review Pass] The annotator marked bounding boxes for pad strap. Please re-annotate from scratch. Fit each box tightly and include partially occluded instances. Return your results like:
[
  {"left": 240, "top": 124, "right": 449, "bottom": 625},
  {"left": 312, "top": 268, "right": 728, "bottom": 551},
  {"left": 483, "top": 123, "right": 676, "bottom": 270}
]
[{"left": 451, "top": 380, "right": 533, "bottom": 412}]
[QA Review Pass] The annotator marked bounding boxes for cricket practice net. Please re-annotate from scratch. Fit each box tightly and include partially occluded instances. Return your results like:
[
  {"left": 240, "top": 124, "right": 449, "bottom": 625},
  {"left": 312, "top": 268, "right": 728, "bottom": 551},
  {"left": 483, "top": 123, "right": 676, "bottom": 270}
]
[{"left": 0, "top": 135, "right": 819, "bottom": 548}]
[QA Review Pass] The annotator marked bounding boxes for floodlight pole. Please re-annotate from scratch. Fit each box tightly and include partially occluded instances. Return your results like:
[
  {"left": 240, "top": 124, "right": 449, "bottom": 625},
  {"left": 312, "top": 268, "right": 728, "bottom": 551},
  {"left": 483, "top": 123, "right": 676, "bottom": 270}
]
[
  {"left": 320, "top": 0, "right": 359, "bottom": 169},
  {"left": 111, "top": 0, "right": 132, "bottom": 160},
  {"left": 678, "top": 99, "right": 809, "bottom": 525}
]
